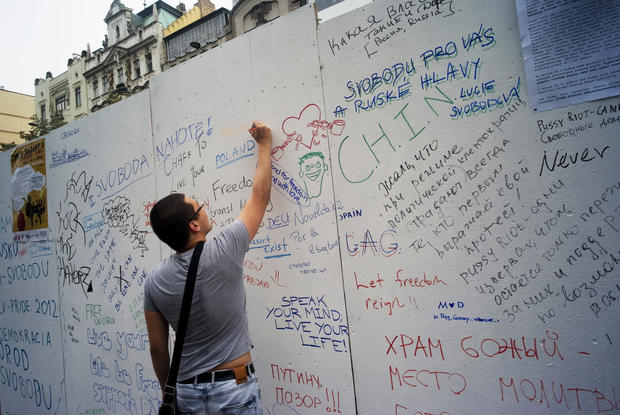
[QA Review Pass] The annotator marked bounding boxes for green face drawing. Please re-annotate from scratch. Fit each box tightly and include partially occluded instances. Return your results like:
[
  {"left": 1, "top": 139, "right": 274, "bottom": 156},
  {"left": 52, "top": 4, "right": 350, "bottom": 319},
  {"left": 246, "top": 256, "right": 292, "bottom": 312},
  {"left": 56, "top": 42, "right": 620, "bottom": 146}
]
[{"left": 299, "top": 152, "right": 328, "bottom": 199}]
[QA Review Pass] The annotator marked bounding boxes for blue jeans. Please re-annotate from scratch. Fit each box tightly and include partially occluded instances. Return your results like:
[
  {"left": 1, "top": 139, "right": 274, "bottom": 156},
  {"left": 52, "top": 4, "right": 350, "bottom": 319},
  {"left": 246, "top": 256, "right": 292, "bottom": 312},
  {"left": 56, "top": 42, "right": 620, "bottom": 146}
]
[{"left": 175, "top": 372, "right": 262, "bottom": 414}]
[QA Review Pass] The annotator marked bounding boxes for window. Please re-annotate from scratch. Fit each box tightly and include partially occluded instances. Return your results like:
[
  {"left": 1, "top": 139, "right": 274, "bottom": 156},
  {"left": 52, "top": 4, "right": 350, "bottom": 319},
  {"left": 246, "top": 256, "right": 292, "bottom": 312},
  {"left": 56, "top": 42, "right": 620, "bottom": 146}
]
[
  {"left": 93, "top": 80, "right": 99, "bottom": 97},
  {"left": 55, "top": 95, "right": 67, "bottom": 113},
  {"left": 116, "top": 25, "right": 120, "bottom": 40},
  {"left": 103, "top": 75, "right": 110, "bottom": 93},
  {"left": 146, "top": 52, "right": 153, "bottom": 73},
  {"left": 117, "top": 67, "right": 125, "bottom": 85},
  {"left": 75, "top": 87, "right": 81, "bottom": 107},
  {"left": 315, "top": 0, "right": 345, "bottom": 11},
  {"left": 40, "top": 105, "right": 46, "bottom": 121},
  {"left": 133, "top": 59, "right": 141, "bottom": 78}
]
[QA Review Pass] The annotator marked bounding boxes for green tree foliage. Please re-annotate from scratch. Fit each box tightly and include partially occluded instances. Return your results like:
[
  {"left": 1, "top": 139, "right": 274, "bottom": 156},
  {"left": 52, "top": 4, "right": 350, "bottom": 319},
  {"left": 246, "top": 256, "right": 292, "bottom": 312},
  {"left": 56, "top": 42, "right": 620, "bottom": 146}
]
[
  {"left": 0, "top": 141, "right": 16, "bottom": 151},
  {"left": 19, "top": 114, "right": 67, "bottom": 141},
  {"left": 1, "top": 114, "right": 67, "bottom": 152}
]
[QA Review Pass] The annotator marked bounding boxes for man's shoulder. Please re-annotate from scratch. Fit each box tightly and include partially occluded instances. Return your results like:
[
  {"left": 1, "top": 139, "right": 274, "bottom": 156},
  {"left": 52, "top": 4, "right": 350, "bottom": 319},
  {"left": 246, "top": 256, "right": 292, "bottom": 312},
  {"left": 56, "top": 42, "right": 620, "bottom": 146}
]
[
  {"left": 149, "top": 257, "right": 168, "bottom": 275},
  {"left": 145, "top": 257, "right": 173, "bottom": 287},
  {"left": 218, "top": 219, "right": 248, "bottom": 239}
]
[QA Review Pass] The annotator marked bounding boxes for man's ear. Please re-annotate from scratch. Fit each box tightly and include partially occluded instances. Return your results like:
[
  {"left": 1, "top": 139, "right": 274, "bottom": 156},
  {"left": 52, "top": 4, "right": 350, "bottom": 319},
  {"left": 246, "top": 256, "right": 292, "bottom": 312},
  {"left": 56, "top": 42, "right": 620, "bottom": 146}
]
[
  {"left": 188, "top": 220, "right": 200, "bottom": 232},
  {"left": 324, "top": 162, "right": 329, "bottom": 172}
]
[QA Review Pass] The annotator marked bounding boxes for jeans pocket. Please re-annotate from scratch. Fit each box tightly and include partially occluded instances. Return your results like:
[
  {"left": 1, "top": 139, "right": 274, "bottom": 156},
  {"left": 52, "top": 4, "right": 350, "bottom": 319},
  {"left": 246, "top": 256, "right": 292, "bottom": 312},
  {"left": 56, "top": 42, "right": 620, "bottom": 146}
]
[
  {"left": 176, "top": 384, "right": 205, "bottom": 414},
  {"left": 214, "top": 378, "right": 262, "bottom": 415},
  {"left": 221, "top": 395, "right": 259, "bottom": 415}
]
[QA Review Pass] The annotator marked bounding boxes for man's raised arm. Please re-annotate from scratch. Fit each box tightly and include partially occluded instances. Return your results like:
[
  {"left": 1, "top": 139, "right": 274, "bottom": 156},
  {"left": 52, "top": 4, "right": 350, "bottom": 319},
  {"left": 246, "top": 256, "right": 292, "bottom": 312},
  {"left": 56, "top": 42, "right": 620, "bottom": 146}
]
[{"left": 238, "top": 121, "right": 272, "bottom": 241}]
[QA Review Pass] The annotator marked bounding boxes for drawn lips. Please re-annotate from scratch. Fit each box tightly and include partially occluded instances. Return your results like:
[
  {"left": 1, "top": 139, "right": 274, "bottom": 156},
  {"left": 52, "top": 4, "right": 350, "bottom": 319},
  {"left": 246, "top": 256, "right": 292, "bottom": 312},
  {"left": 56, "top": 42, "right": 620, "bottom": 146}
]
[{"left": 281, "top": 104, "right": 322, "bottom": 150}]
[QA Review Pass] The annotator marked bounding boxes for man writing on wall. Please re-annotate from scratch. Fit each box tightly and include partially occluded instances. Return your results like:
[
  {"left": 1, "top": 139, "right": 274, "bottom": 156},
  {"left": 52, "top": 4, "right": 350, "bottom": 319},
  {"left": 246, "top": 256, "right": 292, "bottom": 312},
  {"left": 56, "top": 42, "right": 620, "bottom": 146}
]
[{"left": 144, "top": 121, "right": 272, "bottom": 414}]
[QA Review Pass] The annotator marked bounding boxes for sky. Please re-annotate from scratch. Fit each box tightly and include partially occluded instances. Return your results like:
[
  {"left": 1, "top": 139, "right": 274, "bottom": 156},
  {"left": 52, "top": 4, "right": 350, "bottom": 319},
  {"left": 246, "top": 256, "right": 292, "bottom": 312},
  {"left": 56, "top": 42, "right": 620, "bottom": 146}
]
[{"left": 0, "top": 0, "right": 231, "bottom": 96}]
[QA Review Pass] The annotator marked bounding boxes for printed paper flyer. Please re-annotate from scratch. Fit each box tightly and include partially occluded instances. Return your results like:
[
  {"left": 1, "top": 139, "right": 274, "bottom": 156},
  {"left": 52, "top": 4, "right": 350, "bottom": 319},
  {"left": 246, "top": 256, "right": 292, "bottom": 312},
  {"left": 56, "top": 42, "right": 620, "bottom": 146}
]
[{"left": 11, "top": 138, "right": 49, "bottom": 240}]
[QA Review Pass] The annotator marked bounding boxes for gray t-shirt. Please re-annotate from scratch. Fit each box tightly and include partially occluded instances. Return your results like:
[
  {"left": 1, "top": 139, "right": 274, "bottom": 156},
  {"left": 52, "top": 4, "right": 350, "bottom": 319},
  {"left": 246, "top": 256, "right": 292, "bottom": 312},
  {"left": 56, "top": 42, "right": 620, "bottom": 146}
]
[{"left": 144, "top": 219, "right": 251, "bottom": 381}]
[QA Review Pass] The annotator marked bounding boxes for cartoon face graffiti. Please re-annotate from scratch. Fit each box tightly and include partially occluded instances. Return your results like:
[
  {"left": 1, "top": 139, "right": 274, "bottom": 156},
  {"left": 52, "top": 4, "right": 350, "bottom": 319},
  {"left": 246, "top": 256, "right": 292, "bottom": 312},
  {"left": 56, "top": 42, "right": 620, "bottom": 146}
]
[{"left": 299, "top": 152, "right": 329, "bottom": 199}]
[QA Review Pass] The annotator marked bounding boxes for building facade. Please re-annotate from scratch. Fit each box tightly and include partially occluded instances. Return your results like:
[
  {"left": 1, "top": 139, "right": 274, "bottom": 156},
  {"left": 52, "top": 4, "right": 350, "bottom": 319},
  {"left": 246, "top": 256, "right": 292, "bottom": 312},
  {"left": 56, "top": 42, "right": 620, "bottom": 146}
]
[
  {"left": 32, "top": 0, "right": 350, "bottom": 128},
  {"left": 34, "top": 54, "right": 89, "bottom": 124},
  {"left": 84, "top": 0, "right": 182, "bottom": 112},
  {"left": 162, "top": 0, "right": 228, "bottom": 70},
  {"left": 34, "top": 1, "right": 182, "bottom": 122},
  {"left": 0, "top": 88, "right": 34, "bottom": 146},
  {"left": 162, "top": 0, "right": 309, "bottom": 68},
  {"left": 230, "top": 0, "right": 307, "bottom": 38}
]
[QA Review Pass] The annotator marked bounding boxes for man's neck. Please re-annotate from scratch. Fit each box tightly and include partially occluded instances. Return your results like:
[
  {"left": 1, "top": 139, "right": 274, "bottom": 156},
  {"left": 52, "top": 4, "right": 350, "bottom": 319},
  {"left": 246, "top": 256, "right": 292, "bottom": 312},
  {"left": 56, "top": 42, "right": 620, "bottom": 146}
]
[{"left": 177, "top": 235, "right": 207, "bottom": 253}]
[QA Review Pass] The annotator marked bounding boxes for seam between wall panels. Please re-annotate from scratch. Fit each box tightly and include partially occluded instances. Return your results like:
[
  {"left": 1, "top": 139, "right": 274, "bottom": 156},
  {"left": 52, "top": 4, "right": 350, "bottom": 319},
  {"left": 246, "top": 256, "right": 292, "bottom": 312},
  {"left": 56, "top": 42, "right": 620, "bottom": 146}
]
[
  {"left": 314, "top": 5, "right": 360, "bottom": 414},
  {"left": 146, "top": 87, "right": 165, "bottom": 263},
  {"left": 55, "top": 154, "right": 69, "bottom": 415},
  {"left": 249, "top": 33, "right": 257, "bottom": 116},
  {"left": 147, "top": 86, "right": 173, "bottom": 352}
]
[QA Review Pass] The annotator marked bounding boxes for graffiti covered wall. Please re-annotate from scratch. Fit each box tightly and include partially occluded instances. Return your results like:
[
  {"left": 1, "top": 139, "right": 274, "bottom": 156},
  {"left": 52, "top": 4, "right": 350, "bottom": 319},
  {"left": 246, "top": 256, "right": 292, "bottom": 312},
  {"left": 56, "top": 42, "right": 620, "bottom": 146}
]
[{"left": 1, "top": 2, "right": 619, "bottom": 414}]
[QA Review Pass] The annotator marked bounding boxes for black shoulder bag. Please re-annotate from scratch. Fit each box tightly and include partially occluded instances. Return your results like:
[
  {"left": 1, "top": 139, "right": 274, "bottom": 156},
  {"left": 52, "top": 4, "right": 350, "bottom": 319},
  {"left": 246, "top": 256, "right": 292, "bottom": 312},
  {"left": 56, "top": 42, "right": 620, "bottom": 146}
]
[{"left": 159, "top": 241, "right": 204, "bottom": 415}]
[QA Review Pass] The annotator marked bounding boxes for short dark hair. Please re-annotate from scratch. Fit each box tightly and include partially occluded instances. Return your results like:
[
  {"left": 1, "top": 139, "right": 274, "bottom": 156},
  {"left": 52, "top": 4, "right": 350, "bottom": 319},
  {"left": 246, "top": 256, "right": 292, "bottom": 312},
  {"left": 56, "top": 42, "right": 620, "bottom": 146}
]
[
  {"left": 150, "top": 193, "right": 194, "bottom": 251},
  {"left": 299, "top": 151, "right": 324, "bottom": 165}
]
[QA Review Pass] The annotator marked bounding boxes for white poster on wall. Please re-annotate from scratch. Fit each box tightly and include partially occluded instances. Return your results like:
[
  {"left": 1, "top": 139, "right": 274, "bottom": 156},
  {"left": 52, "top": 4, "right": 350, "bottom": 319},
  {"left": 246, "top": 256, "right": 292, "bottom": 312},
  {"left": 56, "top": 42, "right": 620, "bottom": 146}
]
[{"left": 515, "top": 0, "right": 620, "bottom": 111}]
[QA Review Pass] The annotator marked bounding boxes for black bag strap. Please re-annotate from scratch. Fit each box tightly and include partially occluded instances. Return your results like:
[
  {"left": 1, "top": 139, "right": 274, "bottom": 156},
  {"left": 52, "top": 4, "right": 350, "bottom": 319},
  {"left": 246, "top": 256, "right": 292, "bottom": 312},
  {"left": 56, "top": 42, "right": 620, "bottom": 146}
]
[{"left": 162, "top": 241, "right": 205, "bottom": 404}]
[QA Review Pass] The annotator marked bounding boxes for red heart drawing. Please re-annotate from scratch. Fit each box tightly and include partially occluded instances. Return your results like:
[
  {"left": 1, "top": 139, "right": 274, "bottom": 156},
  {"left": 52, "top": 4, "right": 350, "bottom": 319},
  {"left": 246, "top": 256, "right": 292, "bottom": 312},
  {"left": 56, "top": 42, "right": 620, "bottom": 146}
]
[{"left": 281, "top": 103, "right": 321, "bottom": 150}]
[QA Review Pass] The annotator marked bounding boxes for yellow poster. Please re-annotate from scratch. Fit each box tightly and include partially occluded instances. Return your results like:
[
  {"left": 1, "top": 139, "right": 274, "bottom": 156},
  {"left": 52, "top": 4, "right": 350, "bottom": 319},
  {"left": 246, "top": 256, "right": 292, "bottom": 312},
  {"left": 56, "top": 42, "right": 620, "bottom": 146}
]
[{"left": 11, "top": 138, "right": 48, "bottom": 240}]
